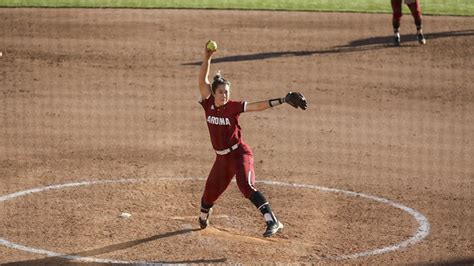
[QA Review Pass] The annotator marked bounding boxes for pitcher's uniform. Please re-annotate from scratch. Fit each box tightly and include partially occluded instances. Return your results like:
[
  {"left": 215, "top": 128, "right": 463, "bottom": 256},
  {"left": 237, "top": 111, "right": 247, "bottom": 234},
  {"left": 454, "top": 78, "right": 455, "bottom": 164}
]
[{"left": 199, "top": 94, "right": 257, "bottom": 205}]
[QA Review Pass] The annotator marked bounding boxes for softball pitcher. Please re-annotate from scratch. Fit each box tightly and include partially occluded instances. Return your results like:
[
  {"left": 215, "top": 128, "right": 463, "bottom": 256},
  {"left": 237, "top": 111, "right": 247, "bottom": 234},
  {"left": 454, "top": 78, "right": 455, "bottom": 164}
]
[
  {"left": 197, "top": 41, "right": 307, "bottom": 237},
  {"left": 391, "top": 0, "right": 426, "bottom": 46}
]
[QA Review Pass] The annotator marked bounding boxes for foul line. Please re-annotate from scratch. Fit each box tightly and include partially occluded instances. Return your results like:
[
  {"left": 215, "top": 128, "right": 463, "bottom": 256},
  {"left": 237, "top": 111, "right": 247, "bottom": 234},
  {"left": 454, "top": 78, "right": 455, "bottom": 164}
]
[{"left": 0, "top": 177, "right": 430, "bottom": 263}]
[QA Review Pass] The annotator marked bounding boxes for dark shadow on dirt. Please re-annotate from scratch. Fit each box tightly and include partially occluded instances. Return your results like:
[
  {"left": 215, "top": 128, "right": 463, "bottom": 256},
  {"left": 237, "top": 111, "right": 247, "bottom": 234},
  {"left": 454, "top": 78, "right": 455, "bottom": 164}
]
[
  {"left": 3, "top": 228, "right": 227, "bottom": 265},
  {"left": 182, "top": 29, "right": 474, "bottom": 65},
  {"left": 337, "top": 29, "right": 474, "bottom": 48}
]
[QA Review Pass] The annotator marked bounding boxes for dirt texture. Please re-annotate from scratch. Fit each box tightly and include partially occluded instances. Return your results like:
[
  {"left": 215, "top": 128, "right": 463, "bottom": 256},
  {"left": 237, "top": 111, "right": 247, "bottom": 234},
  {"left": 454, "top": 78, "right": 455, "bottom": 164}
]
[{"left": 0, "top": 8, "right": 473, "bottom": 265}]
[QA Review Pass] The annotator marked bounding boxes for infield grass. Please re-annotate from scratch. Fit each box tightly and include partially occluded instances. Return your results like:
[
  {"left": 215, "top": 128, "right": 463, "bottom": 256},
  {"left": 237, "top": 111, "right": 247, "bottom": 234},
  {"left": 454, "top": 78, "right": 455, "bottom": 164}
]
[{"left": 0, "top": 0, "right": 473, "bottom": 16}]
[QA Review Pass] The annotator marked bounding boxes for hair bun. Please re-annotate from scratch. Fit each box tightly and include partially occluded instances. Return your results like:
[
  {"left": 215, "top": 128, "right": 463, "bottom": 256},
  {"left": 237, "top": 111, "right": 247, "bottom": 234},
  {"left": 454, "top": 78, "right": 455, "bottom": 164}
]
[
  {"left": 213, "top": 70, "right": 223, "bottom": 81},
  {"left": 210, "top": 70, "right": 231, "bottom": 92}
]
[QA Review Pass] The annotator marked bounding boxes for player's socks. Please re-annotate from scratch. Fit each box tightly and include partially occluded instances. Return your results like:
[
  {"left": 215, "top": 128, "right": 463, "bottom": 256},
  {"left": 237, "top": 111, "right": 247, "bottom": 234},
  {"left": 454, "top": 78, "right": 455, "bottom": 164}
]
[
  {"left": 250, "top": 191, "right": 268, "bottom": 211},
  {"left": 261, "top": 205, "right": 277, "bottom": 223},
  {"left": 199, "top": 207, "right": 211, "bottom": 221},
  {"left": 416, "top": 25, "right": 426, "bottom": 44},
  {"left": 392, "top": 19, "right": 400, "bottom": 32},
  {"left": 416, "top": 21, "right": 422, "bottom": 34},
  {"left": 200, "top": 201, "right": 213, "bottom": 219},
  {"left": 259, "top": 203, "right": 284, "bottom": 237},
  {"left": 393, "top": 28, "right": 401, "bottom": 46},
  {"left": 250, "top": 191, "right": 278, "bottom": 222},
  {"left": 250, "top": 191, "right": 283, "bottom": 237},
  {"left": 198, "top": 200, "right": 213, "bottom": 229},
  {"left": 393, "top": 17, "right": 401, "bottom": 46}
]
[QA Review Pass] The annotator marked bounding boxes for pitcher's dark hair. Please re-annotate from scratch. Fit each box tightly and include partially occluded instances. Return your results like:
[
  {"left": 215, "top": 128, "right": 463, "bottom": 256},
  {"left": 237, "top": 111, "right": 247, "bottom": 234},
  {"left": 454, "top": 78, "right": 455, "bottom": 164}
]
[{"left": 211, "top": 71, "right": 231, "bottom": 94}]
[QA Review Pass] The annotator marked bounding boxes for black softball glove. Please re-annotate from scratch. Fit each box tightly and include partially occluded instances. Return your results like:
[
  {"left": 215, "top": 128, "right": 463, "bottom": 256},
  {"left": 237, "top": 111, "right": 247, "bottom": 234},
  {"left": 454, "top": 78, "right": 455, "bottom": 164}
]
[{"left": 284, "top": 92, "right": 308, "bottom": 110}]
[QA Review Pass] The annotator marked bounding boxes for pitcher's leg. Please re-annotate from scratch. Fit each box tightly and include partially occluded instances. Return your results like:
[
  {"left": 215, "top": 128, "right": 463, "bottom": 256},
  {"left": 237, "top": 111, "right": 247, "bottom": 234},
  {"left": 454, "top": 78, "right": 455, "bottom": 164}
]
[
  {"left": 391, "top": 0, "right": 403, "bottom": 46},
  {"left": 391, "top": 0, "right": 402, "bottom": 29},
  {"left": 234, "top": 147, "right": 283, "bottom": 237},
  {"left": 201, "top": 156, "right": 234, "bottom": 204},
  {"left": 249, "top": 190, "right": 284, "bottom": 237},
  {"left": 407, "top": 0, "right": 426, "bottom": 44},
  {"left": 407, "top": 0, "right": 422, "bottom": 28},
  {"left": 199, "top": 156, "right": 235, "bottom": 229},
  {"left": 235, "top": 150, "right": 257, "bottom": 199}
]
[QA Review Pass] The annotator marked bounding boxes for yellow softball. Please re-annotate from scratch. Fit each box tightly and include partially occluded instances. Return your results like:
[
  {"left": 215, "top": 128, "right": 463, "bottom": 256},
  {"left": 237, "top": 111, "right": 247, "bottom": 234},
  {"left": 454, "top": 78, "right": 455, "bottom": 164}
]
[{"left": 207, "top": 40, "right": 217, "bottom": 52}]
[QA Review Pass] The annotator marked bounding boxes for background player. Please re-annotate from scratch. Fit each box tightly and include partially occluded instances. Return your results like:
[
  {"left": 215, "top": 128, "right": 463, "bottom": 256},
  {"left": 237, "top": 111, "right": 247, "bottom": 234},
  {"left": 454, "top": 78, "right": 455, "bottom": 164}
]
[
  {"left": 197, "top": 41, "right": 307, "bottom": 237},
  {"left": 391, "top": 0, "right": 426, "bottom": 46}
]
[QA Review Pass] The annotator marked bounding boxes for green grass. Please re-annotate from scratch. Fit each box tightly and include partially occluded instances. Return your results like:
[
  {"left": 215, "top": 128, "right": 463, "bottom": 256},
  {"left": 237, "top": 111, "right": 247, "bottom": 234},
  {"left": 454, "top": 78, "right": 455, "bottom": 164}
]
[{"left": 0, "top": 0, "right": 473, "bottom": 16}]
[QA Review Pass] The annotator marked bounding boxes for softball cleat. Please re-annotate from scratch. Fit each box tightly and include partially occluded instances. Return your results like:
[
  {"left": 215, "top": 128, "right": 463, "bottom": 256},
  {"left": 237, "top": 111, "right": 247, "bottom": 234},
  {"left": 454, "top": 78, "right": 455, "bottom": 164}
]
[
  {"left": 263, "top": 220, "right": 284, "bottom": 237},
  {"left": 394, "top": 32, "right": 401, "bottom": 46},
  {"left": 198, "top": 217, "right": 209, "bottom": 229},
  {"left": 198, "top": 207, "right": 212, "bottom": 229},
  {"left": 417, "top": 32, "right": 426, "bottom": 44}
]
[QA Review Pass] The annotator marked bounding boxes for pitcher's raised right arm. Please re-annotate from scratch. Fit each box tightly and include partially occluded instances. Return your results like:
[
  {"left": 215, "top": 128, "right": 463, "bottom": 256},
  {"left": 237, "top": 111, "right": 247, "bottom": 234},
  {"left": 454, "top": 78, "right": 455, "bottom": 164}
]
[{"left": 198, "top": 44, "right": 215, "bottom": 99}]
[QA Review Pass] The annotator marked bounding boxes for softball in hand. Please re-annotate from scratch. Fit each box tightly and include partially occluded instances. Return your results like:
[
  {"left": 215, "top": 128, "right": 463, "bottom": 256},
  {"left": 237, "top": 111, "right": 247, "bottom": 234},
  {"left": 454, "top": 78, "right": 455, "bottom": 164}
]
[{"left": 207, "top": 40, "right": 217, "bottom": 52}]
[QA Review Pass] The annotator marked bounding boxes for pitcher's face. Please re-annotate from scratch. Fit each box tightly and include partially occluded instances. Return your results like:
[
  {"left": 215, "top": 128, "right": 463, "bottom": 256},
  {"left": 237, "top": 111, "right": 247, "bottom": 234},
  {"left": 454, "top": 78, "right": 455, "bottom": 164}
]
[{"left": 214, "top": 84, "right": 230, "bottom": 107}]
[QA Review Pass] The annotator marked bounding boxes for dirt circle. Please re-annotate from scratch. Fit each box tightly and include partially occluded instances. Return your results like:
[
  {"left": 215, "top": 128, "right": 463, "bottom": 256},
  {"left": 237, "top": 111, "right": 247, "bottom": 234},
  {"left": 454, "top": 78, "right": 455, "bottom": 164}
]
[{"left": 0, "top": 177, "right": 428, "bottom": 263}]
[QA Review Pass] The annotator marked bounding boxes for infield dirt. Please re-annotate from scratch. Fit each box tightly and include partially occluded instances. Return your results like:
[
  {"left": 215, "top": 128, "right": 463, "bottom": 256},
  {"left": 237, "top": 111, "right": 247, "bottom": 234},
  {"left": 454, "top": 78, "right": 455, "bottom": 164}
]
[{"left": 0, "top": 8, "right": 473, "bottom": 265}]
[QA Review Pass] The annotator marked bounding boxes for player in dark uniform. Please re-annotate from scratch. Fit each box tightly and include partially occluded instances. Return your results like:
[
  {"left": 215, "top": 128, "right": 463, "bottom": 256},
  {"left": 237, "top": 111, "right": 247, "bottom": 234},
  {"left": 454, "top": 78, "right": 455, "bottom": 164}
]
[
  {"left": 197, "top": 41, "right": 307, "bottom": 237},
  {"left": 391, "top": 0, "right": 426, "bottom": 46}
]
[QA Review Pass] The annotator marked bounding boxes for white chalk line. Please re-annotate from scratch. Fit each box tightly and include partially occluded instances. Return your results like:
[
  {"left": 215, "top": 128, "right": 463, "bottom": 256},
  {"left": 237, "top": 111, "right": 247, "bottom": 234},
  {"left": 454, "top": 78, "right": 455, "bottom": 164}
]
[
  {"left": 260, "top": 180, "right": 431, "bottom": 260},
  {"left": 0, "top": 177, "right": 430, "bottom": 263}
]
